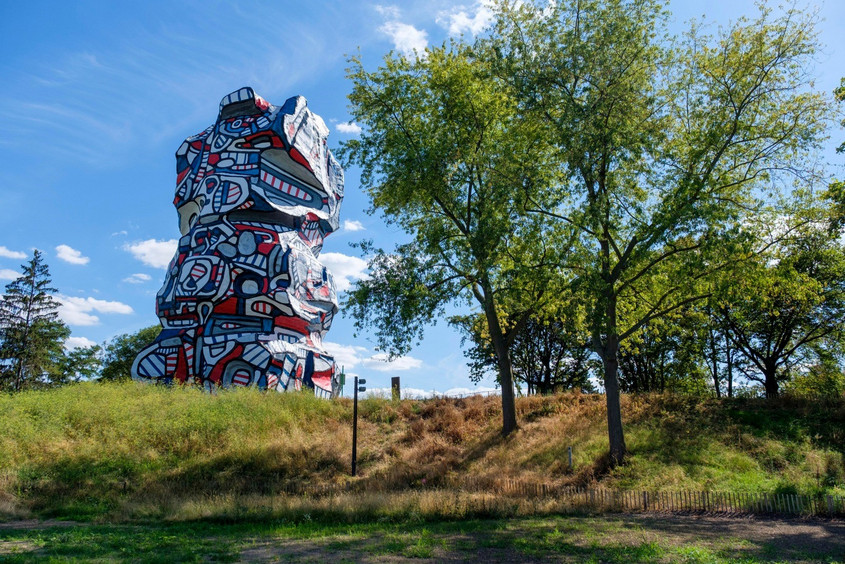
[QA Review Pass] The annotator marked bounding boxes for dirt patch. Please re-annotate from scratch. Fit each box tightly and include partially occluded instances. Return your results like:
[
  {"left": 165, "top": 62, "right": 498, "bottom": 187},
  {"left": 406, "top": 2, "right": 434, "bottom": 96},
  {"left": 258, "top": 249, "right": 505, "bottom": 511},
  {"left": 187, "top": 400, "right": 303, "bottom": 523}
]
[
  {"left": 0, "top": 539, "right": 40, "bottom": 556},
  {"left": 614, "top": 513, "right": 845, "bottom": 555},
  {"left": 0, "top": 519, "right": 78, "bottom": 531}
]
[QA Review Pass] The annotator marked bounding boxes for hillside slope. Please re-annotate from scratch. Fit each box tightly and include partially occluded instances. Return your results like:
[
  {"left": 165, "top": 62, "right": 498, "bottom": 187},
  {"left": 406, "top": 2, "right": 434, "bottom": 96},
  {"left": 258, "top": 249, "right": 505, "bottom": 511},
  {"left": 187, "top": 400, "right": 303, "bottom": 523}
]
[{"left": 0, "top": 382, "right": 842, "bottom": 521}]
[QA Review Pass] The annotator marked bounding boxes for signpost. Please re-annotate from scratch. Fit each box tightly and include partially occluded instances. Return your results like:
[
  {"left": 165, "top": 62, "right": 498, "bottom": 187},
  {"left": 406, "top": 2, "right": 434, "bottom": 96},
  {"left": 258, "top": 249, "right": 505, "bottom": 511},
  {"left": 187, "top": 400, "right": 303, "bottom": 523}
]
[{"left": 351, "top": 376, "right": 366, "bottom": 476}]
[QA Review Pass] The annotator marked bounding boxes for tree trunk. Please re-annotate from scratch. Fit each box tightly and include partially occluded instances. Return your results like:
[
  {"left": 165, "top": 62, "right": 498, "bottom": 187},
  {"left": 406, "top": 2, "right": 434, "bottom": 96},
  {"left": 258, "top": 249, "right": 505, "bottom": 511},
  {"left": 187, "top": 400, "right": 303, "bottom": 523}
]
[
  {"left": 601, "top": 333, "right": 627, "bottom": 466},
  {"left": 481, "top": 282, "right": 517, "bottom": 435},
  {"left": 13, "top": 357, "right": 23, "bottom": 392},
  {"left": 763, "top": 361, "right": 779, "bottom": 398},
  {"left": 490, "top": 326, "right": 517, "bottom": 435},
  {"left": 709, "top": 326, "right": 721, "bottom": 398},
  {"left": 726, "top": 344, "right": 734, "bottom": 398}
]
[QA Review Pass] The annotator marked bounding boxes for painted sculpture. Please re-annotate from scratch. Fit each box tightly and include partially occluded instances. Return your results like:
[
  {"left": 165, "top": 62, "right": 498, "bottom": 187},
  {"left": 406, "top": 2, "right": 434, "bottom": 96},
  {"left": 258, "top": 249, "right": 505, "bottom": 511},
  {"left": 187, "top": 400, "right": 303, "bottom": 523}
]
[{"left": 132, "top": 87, "right": 343, "bottom": 397}]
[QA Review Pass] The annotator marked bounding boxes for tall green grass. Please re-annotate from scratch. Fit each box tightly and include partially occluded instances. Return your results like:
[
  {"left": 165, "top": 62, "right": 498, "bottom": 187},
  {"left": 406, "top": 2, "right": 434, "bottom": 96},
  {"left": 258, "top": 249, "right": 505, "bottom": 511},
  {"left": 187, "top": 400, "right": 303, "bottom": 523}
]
[
  {"left": 0, "top": 382, "right": 350, "bottom": 519},
  {"left": 0, "top": 381, "right": 842, "bottom": 522}
]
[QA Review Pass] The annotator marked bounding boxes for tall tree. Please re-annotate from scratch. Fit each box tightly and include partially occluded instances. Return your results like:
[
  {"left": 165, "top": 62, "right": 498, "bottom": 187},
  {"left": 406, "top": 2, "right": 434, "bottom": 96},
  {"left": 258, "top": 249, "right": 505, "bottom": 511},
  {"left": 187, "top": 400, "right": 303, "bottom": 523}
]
[
  {"left": 342, "top": 42, "right": 560, "bottom": 435},
  {"left": 489, "top": 0, "right": 831, "bottom": 464},
  {"left": 0, "top": 250, "right": 70, "bottom": 391}
]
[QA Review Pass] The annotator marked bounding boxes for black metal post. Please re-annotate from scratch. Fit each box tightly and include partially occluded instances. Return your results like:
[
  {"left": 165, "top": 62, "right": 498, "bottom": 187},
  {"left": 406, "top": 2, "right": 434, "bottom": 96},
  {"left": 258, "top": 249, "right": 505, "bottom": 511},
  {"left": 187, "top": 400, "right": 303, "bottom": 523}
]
[
  {"left": 352, "top": 376, "right": 358, "bottom": 476},
  {"left": 391, "top": 376, "right": 400, "bottom": 401}
]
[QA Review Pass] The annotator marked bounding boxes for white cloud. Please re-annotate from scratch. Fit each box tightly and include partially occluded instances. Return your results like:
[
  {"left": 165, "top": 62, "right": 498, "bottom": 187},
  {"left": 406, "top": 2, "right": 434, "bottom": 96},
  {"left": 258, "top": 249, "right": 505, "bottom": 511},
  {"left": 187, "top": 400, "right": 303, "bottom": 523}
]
[
  {"left": 343, "top": 219, "right": 365, "bottom": 232},
  {"left": 443, "top": 386, "right": 498, "bottom": 396},
  {"left": 56, "top": 244, "right": 90, "bottom": 265},
  {"left": 123, "top": 273, "right": 152, "bottom": 284},
  {"left": 323, "top": 341, "right": 422, "bottom": 373},
  {"left": 58, "top": 295, "right": 134, "bottom": 326},
  {"left": 371, "top": 387, "right": 435, "bottom": 399},
  {"left": 0, "top": 246, "right": 26, "bottom": 259},
  {"left": 64, "top": 336, "right": 97, "bottom": 350},
  {"left": 0, "top": 269, "right": 19, "bottom": 280},
  {"left": 375, "top": 4, "right": 400, "bottom": 19},
  {"left": 323, "top": 341, "right": 370, "bottom": 371},
  {"left": 124, "top": 239, "right": 177, "bottom": 269},
  {"left": 320, "top": 252, "right": 369, "bottom": 292},
  {"left": 380, "top": 21, "right": 428, "bottom": 58},
  {"left": 362, "top": 386, "right": 497, "bottom": 399},
  {"left": 437, "top": 1, "right": 495, "bottom": 36},
  {"left": 363, "top": 352, "right": 423, "bottom": 372},
  {"left": 336, "top": 121, "right": 362, "bottom": 135}
]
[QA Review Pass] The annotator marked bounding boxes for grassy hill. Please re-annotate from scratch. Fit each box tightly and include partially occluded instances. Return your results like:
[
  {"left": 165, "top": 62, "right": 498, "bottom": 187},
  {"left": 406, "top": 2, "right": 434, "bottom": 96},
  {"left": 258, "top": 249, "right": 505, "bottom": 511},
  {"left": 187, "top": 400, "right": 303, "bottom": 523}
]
[{"left": 0, "top": 382, "right": 842, "bottom": 522}]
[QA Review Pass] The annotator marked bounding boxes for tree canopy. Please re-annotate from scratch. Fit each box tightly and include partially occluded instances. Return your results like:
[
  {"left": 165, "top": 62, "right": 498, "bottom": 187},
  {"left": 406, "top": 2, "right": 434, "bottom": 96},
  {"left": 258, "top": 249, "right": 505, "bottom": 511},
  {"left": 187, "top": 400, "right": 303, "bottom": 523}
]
[
  {"left": 342, "top": 0, "right": 836, "bottom": 462},
  {"left": 342, "top": 42, "right": 562, "bottom": 434},
  {"left": 485, "top": 0, "right": 832, "bottom": 463}
]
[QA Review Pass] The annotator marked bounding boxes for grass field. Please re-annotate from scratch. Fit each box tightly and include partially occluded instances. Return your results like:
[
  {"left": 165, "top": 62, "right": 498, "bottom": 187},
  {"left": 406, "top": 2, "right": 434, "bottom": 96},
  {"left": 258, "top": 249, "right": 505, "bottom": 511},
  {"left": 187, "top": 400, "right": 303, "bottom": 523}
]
[
  {"left": 1, "top": 513, "right": 843, "bottom": 563},
  {"left": 0, "top": 381, "right": 843, "bottom": 523}
]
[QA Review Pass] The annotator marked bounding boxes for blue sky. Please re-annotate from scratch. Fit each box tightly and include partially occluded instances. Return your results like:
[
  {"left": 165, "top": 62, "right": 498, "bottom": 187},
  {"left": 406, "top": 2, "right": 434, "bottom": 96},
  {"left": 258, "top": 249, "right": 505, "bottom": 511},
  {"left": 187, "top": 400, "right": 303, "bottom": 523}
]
[{"left": 1, "top": 0, "right": 843, "bottom": 397}]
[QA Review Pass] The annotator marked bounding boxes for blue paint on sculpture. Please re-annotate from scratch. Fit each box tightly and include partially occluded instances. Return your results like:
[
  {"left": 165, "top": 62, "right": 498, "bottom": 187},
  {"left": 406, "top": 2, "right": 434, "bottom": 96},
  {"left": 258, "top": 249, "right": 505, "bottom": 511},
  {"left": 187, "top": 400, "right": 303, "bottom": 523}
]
[{"left": 132, "top": 87, "right": 343, "bottom": 397}]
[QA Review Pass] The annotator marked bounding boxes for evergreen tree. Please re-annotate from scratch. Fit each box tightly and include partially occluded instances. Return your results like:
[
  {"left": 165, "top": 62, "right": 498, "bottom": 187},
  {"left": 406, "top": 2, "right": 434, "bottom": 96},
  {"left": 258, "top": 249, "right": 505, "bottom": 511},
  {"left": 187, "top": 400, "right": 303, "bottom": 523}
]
[{"left": 0, "top": 250, "right": 70, "bottom": 391}]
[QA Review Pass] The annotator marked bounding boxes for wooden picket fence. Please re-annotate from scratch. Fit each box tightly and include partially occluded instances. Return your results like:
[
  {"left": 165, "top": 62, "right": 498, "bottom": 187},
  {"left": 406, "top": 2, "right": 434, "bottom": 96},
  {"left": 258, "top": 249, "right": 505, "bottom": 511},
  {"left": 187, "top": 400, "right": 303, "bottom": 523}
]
[
  {"left": 453, "top": 477, "right": 845, "bottom": 517},
  {"left": 260, "top": 475, "right": 844, "bottom": 517}
]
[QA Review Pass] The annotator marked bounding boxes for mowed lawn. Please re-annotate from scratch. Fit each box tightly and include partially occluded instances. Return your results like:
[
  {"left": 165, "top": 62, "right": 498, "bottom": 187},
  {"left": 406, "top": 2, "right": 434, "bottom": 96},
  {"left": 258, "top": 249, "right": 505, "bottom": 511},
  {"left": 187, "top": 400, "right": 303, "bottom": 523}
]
[{"left": 1, "top": 513, "right": 844, "bottom": 563}]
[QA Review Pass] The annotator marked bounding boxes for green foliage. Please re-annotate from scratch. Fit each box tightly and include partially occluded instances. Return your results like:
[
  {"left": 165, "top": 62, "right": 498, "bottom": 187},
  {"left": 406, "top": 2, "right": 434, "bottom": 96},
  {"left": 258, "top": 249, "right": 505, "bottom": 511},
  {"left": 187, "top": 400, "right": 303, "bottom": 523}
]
[
  {"left": 344, "top": 242, "right": 454, "bottom": 358},
  {"left": 715, "top": 205, "right": 845, "bottom": 397},
  {"left": 342, "top": 39, "right": 561, "bottom": 434},
  {"left": 342, "top": 1, "right": 837, "bottom": 459},
  {"left": 100, "top": 325, "right": 161, "bottom": 381},
  {"left": 454, "top": 311, "right": 596, "bottom": 394},
  {"left": 0, "top": 250, "right": 71, "bottom": 391},
  {"left": 485, "top": 1, "right": 834, "bottom": 460},
  {"left": 826, "top": 78, "right": 845, "bottom": 232},
  {"left": 53, "top": 344, "right": 102, "bottom": 386},
  {"left": 618, "top": 306, "right": 709, "bottom": 394},
  {"left": 783, "top": 362, "right": 845, "bottom": 400}
]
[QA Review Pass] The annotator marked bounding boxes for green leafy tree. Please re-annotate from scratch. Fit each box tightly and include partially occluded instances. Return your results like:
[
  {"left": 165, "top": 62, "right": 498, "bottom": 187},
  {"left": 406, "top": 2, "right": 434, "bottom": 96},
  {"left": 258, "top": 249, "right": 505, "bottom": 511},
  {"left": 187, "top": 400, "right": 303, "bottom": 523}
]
[
  {"left": 454, "top": 301, "right": 595, "bottom": 395},
  {"left": 825, "top": 78, "right": 845, "bottom": 232},
  {"left": 53, "top": 344, "right": 102, "bottom": 385},
  {"left": 490, "top": 0, "right": 831, "bottom": 463},
  {"left": 783, "top": 351, "right": 845, "bottom": 399},
  {"left": 701, "top": 298, "right": 748, "bottom": 398},
  {"left": 0, "top": 250, "right": 70, "bottom": 391},
  {"left": 618, "top": 307, "right": 708, "bottom": 394},
  {"left": 716, "top": 215, "right": 845, "bottom": 398},
  {"left": 100, "top": 325, "right": 161, "bottom": 382},
  {"left": 342, "top": 42, "right": 560, "bottom": 435}
]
